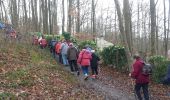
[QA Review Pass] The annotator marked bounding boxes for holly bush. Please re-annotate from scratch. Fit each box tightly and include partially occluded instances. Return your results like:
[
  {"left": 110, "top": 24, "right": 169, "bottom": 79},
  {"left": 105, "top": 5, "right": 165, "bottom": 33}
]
[
  {"left": 100, "top": 45, "right": 127, "bottom": 71},
  {"left": 78, "top": 40, "right": 96, "bottom": 50},
  {"left": 62, "top": 32, "right": 71, "bottom": 40},
  {"left": 148, "top": 55, "right": 170, "bottom": 83},
  {"left": 44, "top": 35, "right": 60, "bottom": 43},
  {"left": 70, "top": 36, "right": 77, "bottom": 44}
]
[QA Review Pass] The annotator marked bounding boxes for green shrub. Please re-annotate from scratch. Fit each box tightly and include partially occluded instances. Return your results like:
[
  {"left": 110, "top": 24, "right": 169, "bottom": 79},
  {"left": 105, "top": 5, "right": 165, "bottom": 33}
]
[
  {"left": 70, "top": 36, "right": 77, "bottom": 44},
  {"left": 78, "top": 40, "right": 96, "bottom": 50},
  {"left": 62, "top": 32, "right": 71, "bottom": 40},
  {"left": 44, "top": 35, "right": 60, "bottom": 43},
  {"left": 100, "top": 45, "right": 127, "bottom": 71},
  {"left": 148, "top": 55, "right": 169, "bottom": 83},
  {"left": 29, "top": 32, "right": 42, "bottom": 37}
]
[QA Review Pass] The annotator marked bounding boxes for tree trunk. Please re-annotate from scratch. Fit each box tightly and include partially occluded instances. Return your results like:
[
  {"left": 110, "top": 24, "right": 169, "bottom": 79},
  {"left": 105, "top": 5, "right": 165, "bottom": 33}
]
[
  {"left": 68, "top": 0, "right": 72, "bottom": 33},
  {"left": 76, "top": 0, "right": 80, "bottom": 33},
  {"left": 49, "top": 0, "right": 52, "bottom": 34},
  {"left": 62, "top": 0, "right": 65, "bottom": 34},
  {"left": 114, "top": 8, "right": 117, "bottom": 43},
  {"left": 164, "top": 0, "right": 168, "bottom": 57},
  {"left": 39, "top": 0, "right": 42, "bottom": 32},
  {"left": 23, "top": 0, "right": 27, "bottom": 23},
  {"left": 167, "top": 0, "right": 170, "bottom": 54},
  {"left": 114, "top": 0, "right": 132, "bottom": 71},
  {"left": 45, "top": 0, "right": 48, "bottom": 34},
  {"left": 31, "top": 0, "right": 35, "bottom": 31},
  {"left": 137, "top": 3, "right": 140, "bottom": 51},
  {"left": 150, "top": 0, "right": 156, "bottom": 56},
  {"left": 11, "top": 0, "right": 18, "bottom": 29},
  {"left": 92, "top": 0, "right": 96, "bottom": 37},
  {"left": 156, "top": 12, "right": 159, "bottom": 55},
  {"left": 34, "top": 0, "right": 38, "bottom": 31},
  {"left": 123, "top": 0, "right": 133, "bottom": 54}
]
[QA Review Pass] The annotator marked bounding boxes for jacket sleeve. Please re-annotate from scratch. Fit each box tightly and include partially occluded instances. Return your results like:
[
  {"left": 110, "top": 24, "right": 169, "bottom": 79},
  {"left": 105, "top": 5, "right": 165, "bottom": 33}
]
[
  {"left": 131, "top": 63, "right": 140, "bottom": 79},
  {"left": 77, "top": 51, "right": 82, "bottom": 64}
]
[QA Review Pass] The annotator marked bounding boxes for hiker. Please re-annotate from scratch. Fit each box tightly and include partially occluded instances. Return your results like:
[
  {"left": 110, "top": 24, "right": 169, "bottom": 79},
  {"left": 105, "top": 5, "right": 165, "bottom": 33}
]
[
  {"left": 161, "top": 64, "right": 170, "bottom": 85},
  {"left": 55, "top": 41, "right": 62, "bottom": 63},
  {"left": 38, "top": 36, "right": 42, "bottom": 44},
  {"left": 32, "top": 35, "right": 38, "bottom": 45},
  {"left": 60, "top": 40, "right": 69, "bottom": 66},
  {"left": 77, "top": 46, "right": 92, "bottom": 80},
  {"left": 10, "top": 29, "right": 16, "bottom": 39},
  {"left": 130, "top": 54, "right": 150, "bottom": 100},
  {"left": 40, "top": 36, "right": 47, "bottom": 49},
  {"left": 86, "top": 45, "right": 92, "bottom": 52},
  {"left": 67, "top": 43, "right": 79, "bottom": 75},
  {"left": 16, "top": 32, "right": 22, "bottom": 42},
  {"left": 50, "top": 39, "right": 57, "bottom": 58},
  {"left": 90, "top": 50, "right": 100, "bottom": 78}
]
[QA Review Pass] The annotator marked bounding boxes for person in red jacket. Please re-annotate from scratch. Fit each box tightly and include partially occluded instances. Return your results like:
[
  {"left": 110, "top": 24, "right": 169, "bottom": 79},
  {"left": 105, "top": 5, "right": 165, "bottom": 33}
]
[
  {"left": 77, "top": 47, "right": 92, "bottom": 80},
  {"left": 55, "top": 41, "right": 62, "bottom": 64},
  {"left": 40, "top": 37, "right": 47, "bottom": 49},
  {"left": 130, "top": 55, "right": 149, "bottom": 100}
]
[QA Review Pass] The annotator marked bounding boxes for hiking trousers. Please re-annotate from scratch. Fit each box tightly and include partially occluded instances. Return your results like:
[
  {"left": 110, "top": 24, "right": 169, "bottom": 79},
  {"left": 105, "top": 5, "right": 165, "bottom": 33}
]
[
  {"left": 62, "top": 54, "right": 69, "bottom": 65},
  {"left": 81, "top": 66, "right": 89, "bottom": 76},
  {"left": 68, "top": 60, "right": 78, "bottom": 72},
  {"left": 135, "top": 83, "right": 149, "bottom": 100},
  {"left": 91, "top": 66, "right": 98, "bottom": 75}
]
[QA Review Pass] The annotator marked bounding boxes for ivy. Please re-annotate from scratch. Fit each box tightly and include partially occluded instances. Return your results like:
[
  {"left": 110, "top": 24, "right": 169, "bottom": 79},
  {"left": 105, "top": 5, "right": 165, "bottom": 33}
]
[{"left": 100, "top": 45, "right": 127, "bottom": 71}]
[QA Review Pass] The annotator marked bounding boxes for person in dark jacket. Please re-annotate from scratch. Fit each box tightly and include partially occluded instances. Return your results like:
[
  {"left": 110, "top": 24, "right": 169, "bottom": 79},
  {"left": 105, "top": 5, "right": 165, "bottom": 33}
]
[
  {"left": 130, "top": 55, "right": 149, "bottom": 100},
  {"left": 50, "top": 39, "right": 57, "bottom": 58},
  {"left": 162, "top": 64, "right": 170, "bottom": 85},
  {"left": 90, "top": 50, "right": 100, "bottom": 78},
  {"left": 67, "top": 43, "right": 79, "bottom": 75}
]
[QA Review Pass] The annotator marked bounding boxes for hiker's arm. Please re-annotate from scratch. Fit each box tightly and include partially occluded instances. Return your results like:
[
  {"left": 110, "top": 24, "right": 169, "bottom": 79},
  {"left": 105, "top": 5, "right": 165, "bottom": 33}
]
[{"left": 131, "top": 63, "right": 140, "bottom": 79}]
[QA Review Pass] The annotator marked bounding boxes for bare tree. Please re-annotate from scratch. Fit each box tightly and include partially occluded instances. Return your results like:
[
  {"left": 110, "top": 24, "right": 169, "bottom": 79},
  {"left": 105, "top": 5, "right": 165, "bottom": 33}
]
[
  {"left": 10, "top": 0, "right": 19, "bottom": 29},
  {"left": 164, "top": 0, "right": 168, "bottom": 56},
  {"left": 123, "top": 0, "right": 133, "bottom": 54},
  {"left": 49, "top": 0, "right": 52, "bottom": 34},
  {"left": 114, "top": 0, "right": 132, "bottom": 71},
  {"left": 68, "top": 0, "right": 72, "bottom": 33},
  {"left": 23, "top": 0, "right": 27, "bottom": 23},
  {"left": 167, "top": 0, "right": 170, "bottom": 52},
  {"left": 76, "top": 0, "right": 80, "bottom": 33},
  {"left": 91, "top": 0, "right": 96, "bottom": 36},
  {"left": 150, "top": 0, "right": 156, "bottom": 56}
]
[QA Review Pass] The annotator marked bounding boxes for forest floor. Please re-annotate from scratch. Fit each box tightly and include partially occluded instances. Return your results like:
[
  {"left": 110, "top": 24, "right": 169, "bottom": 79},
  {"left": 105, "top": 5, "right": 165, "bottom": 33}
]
[{"left": 0, "top": 37, "right": 170, "bottom": 100}]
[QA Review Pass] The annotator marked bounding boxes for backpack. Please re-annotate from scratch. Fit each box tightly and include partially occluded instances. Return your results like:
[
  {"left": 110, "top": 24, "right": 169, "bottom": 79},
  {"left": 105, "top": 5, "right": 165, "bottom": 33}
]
[{"left": 142, "top": 63, "right": 152, "bottom": 75}]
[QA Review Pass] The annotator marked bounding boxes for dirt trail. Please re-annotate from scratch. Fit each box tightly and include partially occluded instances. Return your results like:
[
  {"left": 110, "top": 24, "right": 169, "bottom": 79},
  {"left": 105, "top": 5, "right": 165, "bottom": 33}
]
[{"left": 63, "top": 66, "right": 135, "bottom": 100}]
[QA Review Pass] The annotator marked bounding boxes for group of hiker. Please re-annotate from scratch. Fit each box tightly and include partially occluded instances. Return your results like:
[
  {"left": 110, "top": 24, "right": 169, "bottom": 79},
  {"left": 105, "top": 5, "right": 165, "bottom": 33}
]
[
  {"left": 51, "top": 39, "right": 100, "bottom": 80},
  {"left": 32, "top": 35, "right": 48, "bottom": 49},
  {"left": 32, "top": 37, "right": 100, "bottom": 80},
  {"left": 32, "top": 35, "right": 170, "bottom": 100}
]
